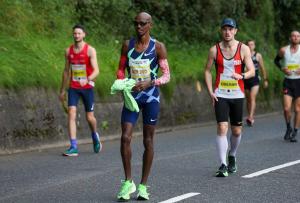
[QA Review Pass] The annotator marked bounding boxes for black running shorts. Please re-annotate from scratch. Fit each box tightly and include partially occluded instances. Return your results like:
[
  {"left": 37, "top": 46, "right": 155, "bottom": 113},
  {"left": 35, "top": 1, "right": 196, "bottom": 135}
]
[
  {"left": 283, "top": 78, "right": 300, "bottom": 99},
  {"left": 214, "top": 97, "right": 244, "bottom": 126},
  {"left": 244, "top": 76, "right": 259, "bottom": 90}
]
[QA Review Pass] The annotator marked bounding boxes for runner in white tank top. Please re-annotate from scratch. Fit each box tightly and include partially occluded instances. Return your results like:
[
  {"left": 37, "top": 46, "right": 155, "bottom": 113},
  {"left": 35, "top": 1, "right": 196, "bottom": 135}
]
[{"left": 274, "top": 30, "right": 300, "bottom": 142}]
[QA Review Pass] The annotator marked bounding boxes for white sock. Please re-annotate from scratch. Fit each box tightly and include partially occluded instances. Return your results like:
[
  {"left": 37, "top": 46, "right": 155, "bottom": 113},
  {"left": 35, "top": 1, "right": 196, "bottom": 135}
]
[
  {"left": 216, "top": 135, "right": 228, "bottom": 165},
  {"left": 229, "top": 134, "right": 242, "bottom": 157}
]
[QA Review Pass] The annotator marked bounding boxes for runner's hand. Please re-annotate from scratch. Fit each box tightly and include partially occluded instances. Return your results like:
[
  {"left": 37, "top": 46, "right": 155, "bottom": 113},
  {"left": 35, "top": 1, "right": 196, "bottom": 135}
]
[
  {"left": 133, "top": 80, "right": 151, "bottom": 92},
  {"left": 282, "top": 67, "right": 292, "bottom": 76},
  {"left": 263, "top": 80, "right": 268, "bottom": 89},
  {"left": 59, "top": 91, "right": 66, "bottom": 102},
  {"left": 79, "top": 78, "right": 88, "bottom": 87},
  {"left": 295, "top": 68, "right": 300, "bottom": 75},
  {"left": 210, "top": 93, "right": 218, "bottom": 107},
  {"left": 231, "top": 73, "right": 243, "bottom": 80}
]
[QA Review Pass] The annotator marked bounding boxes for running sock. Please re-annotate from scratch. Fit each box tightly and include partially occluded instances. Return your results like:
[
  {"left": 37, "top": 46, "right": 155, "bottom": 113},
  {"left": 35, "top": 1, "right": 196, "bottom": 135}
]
[
  {"left": 70, "top": 139, "right": 77, "bottom": 149},
  {"left": 91, "top": 132, "right": 99, "bottom": 141},
  {"left": 229, "top": 134, "right": 242, "bottom": 157},
  {"left": 216, "top": 135, "right": 228, "bottom": 165},
  {"left": 287, "top": 122, "right": 291, "bottom": 129},
  {"left": 294, "top": 128, "right": 298, "bottom": 134}
]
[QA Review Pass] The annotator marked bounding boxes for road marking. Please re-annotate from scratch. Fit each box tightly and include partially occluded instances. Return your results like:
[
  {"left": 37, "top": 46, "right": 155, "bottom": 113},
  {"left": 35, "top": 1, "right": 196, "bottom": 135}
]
[
  {"left": 242, "top": 159, "right": 300, "bottom": 178},
  {"left": 158, "top": 193, "right": 200, "bottom": 203}
]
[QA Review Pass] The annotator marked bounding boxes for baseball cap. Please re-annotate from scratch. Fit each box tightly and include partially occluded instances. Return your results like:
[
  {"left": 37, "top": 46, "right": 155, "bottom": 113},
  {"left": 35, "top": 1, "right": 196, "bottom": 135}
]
[{"left": 221, "top": 18, "right": 237, "bottom": 28}]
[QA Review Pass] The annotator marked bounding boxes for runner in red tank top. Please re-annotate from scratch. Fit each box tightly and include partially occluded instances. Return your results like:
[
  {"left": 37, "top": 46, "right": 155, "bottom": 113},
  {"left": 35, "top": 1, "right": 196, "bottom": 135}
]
[
  {"left": 59, "top": 24, "right": 101, "bottom": 156},
  {"left": 204, "top": 18, "right": 255, "bottom": 177}
]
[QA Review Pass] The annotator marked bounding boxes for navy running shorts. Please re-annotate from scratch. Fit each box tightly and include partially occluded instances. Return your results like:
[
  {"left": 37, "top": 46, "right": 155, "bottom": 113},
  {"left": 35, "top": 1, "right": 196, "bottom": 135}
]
[
  {"left": 68, "top": 88, "right": 94, "bottom": 112},
  {"left": 121, "top": 101, "right": 160, "bottom": 125}
]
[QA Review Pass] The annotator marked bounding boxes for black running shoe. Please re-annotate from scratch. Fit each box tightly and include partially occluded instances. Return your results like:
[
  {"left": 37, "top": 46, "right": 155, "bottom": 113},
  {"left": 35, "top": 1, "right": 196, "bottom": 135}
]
[
  {"left": 290, "top": 130, "right": 298, "bottom": 142},
  {"left": 284, "top": 127, "right": 293, "bottom": 141},
  {"left": 216, "top": 164, "right": 228, "bottom": 177},
  {"left": 246, "top": 118, "right": 254, "bottom": 127},
  {"left": 228, "top": 155, "right": 237, "bottom": 173}
]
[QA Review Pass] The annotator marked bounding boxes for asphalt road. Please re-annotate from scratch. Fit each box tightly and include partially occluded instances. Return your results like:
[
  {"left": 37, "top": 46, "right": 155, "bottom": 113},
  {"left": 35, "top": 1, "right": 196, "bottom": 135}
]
[{"left": 0, "top": 113, "right": 300, "bottom": 203}]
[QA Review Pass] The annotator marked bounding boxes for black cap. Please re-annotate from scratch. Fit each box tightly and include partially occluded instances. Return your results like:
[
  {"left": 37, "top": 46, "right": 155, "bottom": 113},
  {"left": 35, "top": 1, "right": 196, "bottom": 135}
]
[{"left": 221, "top": 18, "right": 237, "bottom": 28}]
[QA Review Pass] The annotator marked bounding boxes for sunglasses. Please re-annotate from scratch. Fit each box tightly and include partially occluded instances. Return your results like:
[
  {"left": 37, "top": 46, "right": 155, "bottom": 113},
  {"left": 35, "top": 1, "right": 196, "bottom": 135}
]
[{"left": 133, "top": 21, "right": 149, "bottom": 27}]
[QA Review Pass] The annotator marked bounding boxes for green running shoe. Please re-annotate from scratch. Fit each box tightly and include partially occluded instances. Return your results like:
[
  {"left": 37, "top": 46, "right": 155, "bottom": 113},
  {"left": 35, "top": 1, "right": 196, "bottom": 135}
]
[
  {"left": 93, "top": 133, "right": 102, "bottom": 153},
  {"left": 117, "top": 180, "right": 136, "bottom": 201},
  {"left": 216, "top": 164, "right": 228, "bottom": 177},
  {"left": 228, "top": 155, "right": 237, "bottom": 173},
  {"left": 137, "top": 184, "right": 150, "bottom": 200},
  {"left": 62, "top": 147, "right": 78, "bottom": 157}
]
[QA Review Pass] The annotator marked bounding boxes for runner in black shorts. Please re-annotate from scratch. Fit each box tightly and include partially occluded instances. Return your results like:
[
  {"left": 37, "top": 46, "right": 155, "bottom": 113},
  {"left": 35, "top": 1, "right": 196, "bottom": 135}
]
[
  {"left": 244, "top": 40, "right": 268, "bottom": 126},
  {"left": 204, "top": 18, "right": 255, "bottom": 177},
  {"left": 274, "top": 31, "right": 300, "bottom": 142}
]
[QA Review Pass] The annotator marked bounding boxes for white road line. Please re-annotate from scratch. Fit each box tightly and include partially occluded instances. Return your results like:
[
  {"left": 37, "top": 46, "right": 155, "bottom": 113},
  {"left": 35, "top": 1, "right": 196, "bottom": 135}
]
[
  {"left": 158, "top": 193, "right": 200, "bottom": 203},
  {"left": 242, "top": 159, "right": 300, "bottom": 178}
]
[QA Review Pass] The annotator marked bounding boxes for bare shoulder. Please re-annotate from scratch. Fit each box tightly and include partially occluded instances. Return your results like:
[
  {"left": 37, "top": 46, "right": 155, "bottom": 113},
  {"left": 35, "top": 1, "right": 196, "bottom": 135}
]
[
  {"left": 122, "top": 40, "right": 130, "bottom": 47},
  {"left": 88, "top": 45, "right": 96, "bottom": 55},
  {"left": 65, "top": 47, "right": 70, "bottom": 59},
  {"left": 155, "top": 40, "right": 167, "bottom": 59},
  {"left": 279, "top": 46, "right": 288, "bottom": 56},
  {"left": 120, "top": 40, "right": 129, "bottom": 54},
  {"left": 208, "top": 45, "right": 217, "bottom": 58},
  {"left": 241, "top": 43, "right": 251, "bottom": 52},
  {"left": 155, "top": 40, "right": 166, "bottom": 51},
  {"left": 256, "top": 52, "right": 263, "bottom": 60}
]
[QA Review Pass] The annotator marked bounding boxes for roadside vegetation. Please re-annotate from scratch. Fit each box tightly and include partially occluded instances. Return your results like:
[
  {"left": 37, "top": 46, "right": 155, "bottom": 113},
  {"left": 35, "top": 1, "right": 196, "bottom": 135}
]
[{"left": 1, "top": 0, "right": 300, "bottom": 99}]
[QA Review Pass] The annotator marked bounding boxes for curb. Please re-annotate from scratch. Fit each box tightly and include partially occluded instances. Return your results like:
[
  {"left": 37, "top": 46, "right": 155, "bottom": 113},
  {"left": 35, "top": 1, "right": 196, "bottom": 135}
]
[{"left": 0, "top": 111, "right": 281, "bottom": 156}]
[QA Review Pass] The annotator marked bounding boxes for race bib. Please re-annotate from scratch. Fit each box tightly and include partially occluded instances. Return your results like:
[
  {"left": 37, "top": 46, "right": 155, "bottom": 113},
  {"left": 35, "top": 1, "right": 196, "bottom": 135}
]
[
  {"left": 129, "top": 59, "right": 151, "bottom": 81},
  {"left": 287, "top": 64, "right": 299, "bottom": 71},
  {"left": 219, "top": 79, "right": 239, "bottom": 90},
  {"left": 71, "top": 64, "right": 87, "bottom": 81}
]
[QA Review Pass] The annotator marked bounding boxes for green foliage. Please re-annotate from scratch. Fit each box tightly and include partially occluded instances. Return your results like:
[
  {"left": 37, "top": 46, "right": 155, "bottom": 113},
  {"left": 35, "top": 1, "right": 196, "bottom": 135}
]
[
  {"left": 273, "top": 0, "right": 300, "bottom": 46},
  {"left": 0, "top": 0, "right": 294, "bottom": 101}
]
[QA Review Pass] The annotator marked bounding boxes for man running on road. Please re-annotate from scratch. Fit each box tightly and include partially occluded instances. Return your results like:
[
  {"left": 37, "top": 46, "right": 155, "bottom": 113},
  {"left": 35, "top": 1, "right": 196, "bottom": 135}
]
[
  {"left": 204, "top": 18, "right": 255, "bottom": 177},
  {"left": 115, "top": 12, "right": 170, "bottom": 201},
  {"left": 59, "top": 24, "right": 101, "bottom": 156},
  {"left": 244, "top": 40, "right": 268, "bottom": 126},
  {"left": 274, "top": 30, "right": 300, "bottom": 142}
]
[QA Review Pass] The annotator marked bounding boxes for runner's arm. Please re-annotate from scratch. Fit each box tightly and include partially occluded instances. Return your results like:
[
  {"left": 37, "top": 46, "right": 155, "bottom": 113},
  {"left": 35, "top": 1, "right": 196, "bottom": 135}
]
[
  {"left": 242, "top": 44, "right": 255, "bottom": 79},
  {"left": 257, "top": 53, "right": 268, "bottom": 80},
  {"left": 59, "top": 49, "right": 70, "bottom": 96},
  {"left": 88, "top": 47, "right": 99, "bottom": 81},
  {"left": 274, "top": 47, "right": 285, "bottom": 70},
  {"left": 204, "top": 46, "right": 218, "bottom": 105},
  {"left": 154, "top": 41, "right": 170, "bottom": 86},
  {"left": 116, "top": 41, "right": 129, "bottom": 79}
]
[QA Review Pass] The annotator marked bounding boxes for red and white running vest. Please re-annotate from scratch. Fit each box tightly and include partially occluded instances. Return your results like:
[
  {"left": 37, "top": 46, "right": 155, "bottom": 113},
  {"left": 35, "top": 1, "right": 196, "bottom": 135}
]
[
  {"left": 68, "top": 43, "right": 94, "bottom": 89},
  {"left": 214, "top": 42, "right": 245, "bottom": 99}
]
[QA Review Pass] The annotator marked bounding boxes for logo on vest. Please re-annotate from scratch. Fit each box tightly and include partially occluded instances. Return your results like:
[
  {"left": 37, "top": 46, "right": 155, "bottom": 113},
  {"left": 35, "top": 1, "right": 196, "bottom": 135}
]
[{"left": 234, "top": 60, "right": 242, "bottom": 65}]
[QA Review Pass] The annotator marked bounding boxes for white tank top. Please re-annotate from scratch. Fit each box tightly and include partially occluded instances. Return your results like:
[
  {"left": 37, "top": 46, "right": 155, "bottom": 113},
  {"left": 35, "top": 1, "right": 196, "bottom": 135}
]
[{"left": 284, "top": 45, "right": 300, "bottom": 79}]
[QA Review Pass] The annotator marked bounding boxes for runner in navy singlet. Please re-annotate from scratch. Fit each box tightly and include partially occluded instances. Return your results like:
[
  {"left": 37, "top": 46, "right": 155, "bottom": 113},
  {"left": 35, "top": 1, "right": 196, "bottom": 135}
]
[
  {"left": 244, "top": 40, "right": 268, "bottom": 126},
  {"left": 116, "top": 12, "right": 170, "bottom": 201}
]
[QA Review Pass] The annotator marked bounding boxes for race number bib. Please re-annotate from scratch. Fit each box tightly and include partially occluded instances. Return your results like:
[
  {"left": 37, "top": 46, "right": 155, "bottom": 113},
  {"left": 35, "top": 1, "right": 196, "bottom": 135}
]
[
  {"left": 129, "top": 59, "right": 151, "bottom": 81},
  {"left": 219, "top": 80, "right": 239, "bottom": 90},
  {"left": 287, "top": 64, "right": 299, "bottom": 71},
  {"left": 71, "top": 64, "right": 87, "bottom": 81}
]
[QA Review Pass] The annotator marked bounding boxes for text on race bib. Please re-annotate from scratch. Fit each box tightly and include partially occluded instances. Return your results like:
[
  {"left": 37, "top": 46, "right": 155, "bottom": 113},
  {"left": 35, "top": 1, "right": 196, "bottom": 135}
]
[
  {"left": 129, "top": 59, "right": 151, "bottom": 81},
  {"left": 219, "top": 80, "right": 239, "bottom": 90},
  {"left": 287, "top": 64, "right": 299, "bottom": 71}
]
